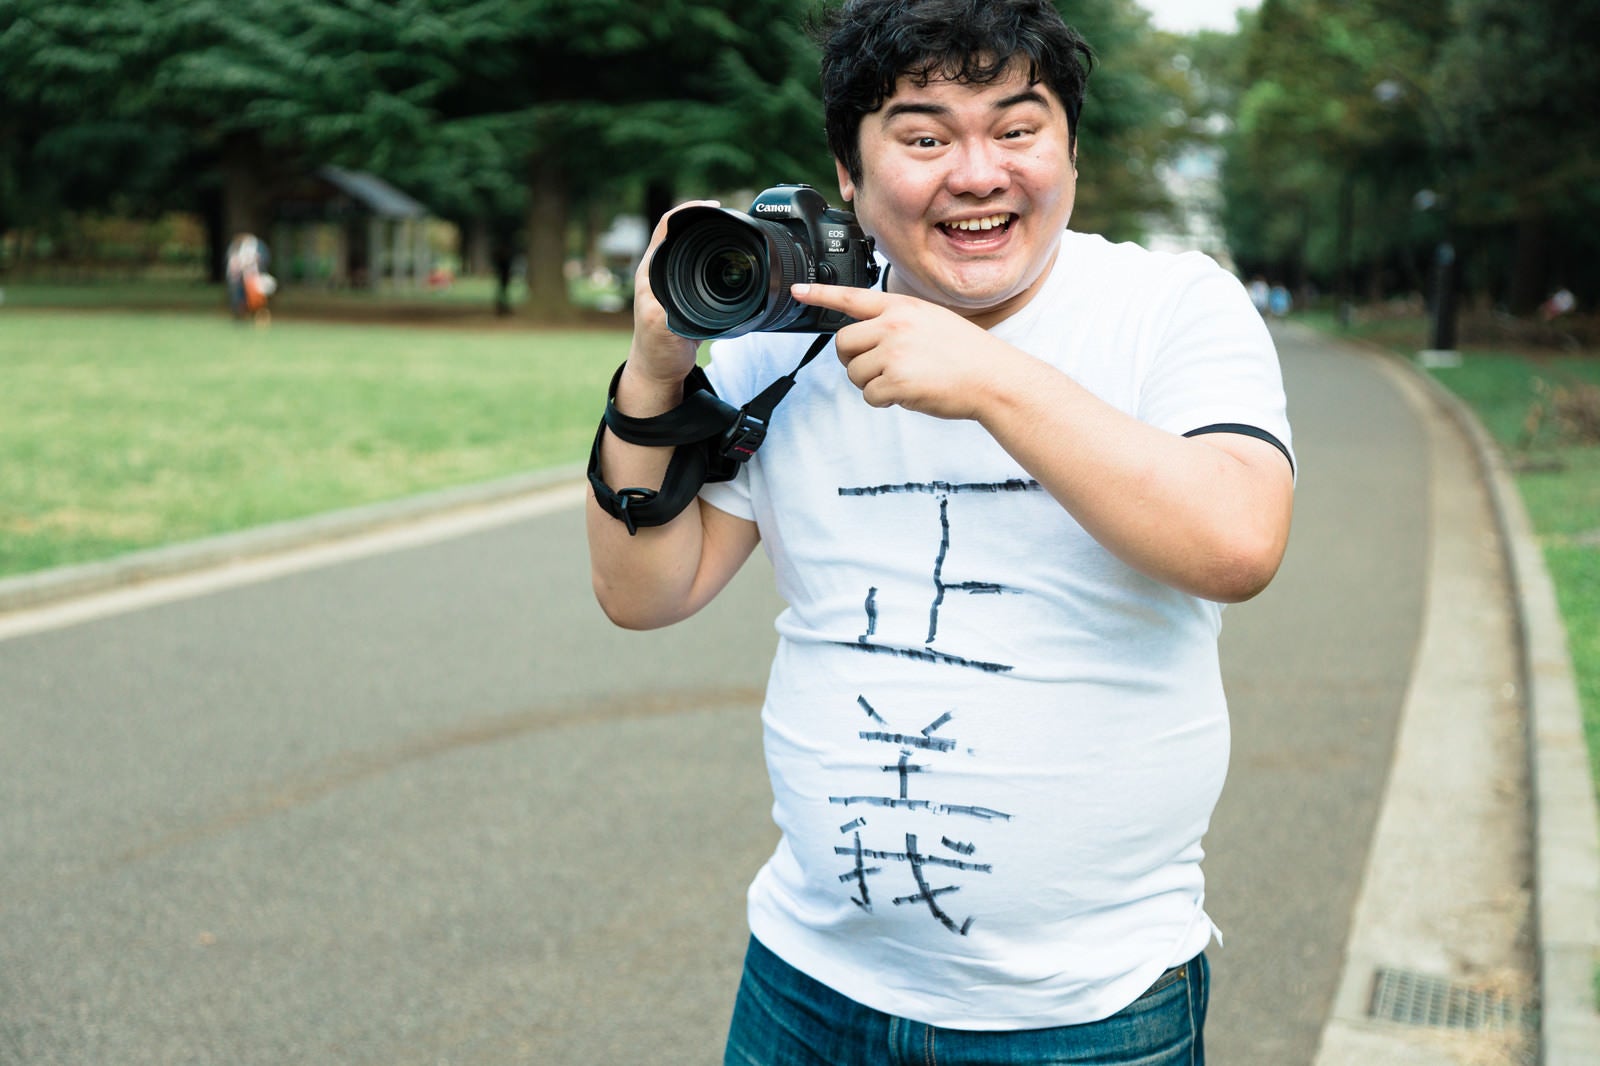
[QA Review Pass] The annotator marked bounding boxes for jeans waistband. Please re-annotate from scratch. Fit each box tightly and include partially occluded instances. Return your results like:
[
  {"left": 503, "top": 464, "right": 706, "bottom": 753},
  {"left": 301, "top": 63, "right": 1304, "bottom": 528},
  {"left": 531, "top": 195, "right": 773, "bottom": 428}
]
[{"left": 1136, "top": 960, "right": 1191, "bottom": 1002}]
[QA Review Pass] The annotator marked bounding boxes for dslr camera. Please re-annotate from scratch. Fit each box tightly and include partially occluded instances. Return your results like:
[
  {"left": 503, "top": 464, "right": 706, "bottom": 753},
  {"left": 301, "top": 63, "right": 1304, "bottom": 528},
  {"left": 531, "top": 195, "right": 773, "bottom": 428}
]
[{"left": 649, "top": 184, "right": 880, "bottom": 340}]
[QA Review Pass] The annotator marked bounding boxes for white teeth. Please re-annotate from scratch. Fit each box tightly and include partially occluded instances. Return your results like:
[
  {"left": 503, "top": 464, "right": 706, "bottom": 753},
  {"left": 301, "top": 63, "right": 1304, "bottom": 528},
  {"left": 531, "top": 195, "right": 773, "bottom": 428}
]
[{"left": 946, "top": 214, "right": 1011, "bottom": 231}]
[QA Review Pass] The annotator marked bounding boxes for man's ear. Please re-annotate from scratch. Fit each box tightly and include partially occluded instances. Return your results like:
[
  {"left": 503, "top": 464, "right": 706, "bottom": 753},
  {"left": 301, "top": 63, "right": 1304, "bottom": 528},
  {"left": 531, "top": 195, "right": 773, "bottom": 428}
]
[{"left": 835, "top": 158, "right": 857, "bottom": 205}]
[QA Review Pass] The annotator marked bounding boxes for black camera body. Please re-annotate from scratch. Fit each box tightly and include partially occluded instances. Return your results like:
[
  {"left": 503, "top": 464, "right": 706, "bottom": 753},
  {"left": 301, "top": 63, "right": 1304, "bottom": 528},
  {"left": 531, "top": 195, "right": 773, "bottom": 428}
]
[{"left": 649, "top": 184, "right": 880, "bottom": 341}]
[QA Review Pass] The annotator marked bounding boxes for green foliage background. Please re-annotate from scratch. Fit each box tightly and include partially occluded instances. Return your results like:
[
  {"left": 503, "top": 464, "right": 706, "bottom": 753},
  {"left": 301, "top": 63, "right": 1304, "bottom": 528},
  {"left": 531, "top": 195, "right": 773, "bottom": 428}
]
[
  {"left": 5, "top": 0, "right": 1598, "bottom": 314},
  {"left": 0, "top": 0, "right": 1200, "bottom": 306},
  {"left": 1212, "top": 0, "right": 1600, "bottom": 312}
]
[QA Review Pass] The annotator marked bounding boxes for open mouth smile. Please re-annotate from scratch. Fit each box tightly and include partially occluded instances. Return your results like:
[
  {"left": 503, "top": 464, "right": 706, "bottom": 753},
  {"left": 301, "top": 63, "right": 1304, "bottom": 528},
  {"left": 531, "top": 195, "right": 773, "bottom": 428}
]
[{"left": 939, "top": 212, "right": 1016, "bottom": 235}]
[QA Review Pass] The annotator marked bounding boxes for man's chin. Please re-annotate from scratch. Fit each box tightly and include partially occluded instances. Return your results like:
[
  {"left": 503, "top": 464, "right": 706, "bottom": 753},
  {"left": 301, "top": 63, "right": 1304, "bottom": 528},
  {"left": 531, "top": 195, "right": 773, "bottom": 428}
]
[{"left": 935, "top": 273, "right": 1028, "bottom": 313}]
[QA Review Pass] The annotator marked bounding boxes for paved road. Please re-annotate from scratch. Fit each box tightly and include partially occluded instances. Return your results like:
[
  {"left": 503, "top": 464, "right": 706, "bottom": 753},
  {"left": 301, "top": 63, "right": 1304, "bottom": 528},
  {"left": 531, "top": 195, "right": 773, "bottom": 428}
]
[
  {"left": 2, "top": 325, "right": 1428, "bottom": 1064},
  {"left": 1208, "top": 327, "right": 1429, "bottom": 1063}
]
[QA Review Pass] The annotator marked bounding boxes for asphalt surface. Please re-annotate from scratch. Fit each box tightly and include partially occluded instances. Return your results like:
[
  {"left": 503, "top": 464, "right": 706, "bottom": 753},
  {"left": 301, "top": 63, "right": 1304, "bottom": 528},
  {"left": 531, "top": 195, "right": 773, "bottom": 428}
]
[
  {"left": 1, "top": 323, "right": 1587, "bottom": 1064},
  {"left": 1207, "top": 325, "right": 1430, "bottom": 1063}
]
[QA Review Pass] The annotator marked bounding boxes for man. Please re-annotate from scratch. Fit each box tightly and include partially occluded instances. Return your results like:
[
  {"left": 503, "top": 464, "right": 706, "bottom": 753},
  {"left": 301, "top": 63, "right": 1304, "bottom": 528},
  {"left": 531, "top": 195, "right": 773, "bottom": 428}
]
[{"left": 587, "top": 1, "right": 1294, "bottom": 1061}]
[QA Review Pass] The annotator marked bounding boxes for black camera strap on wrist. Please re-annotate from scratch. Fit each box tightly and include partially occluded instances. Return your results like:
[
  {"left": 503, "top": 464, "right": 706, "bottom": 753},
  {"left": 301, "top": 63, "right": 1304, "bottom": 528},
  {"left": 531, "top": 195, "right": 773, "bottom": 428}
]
[{"left": 588, "top": 332, "right": 833, "bottom": 534}]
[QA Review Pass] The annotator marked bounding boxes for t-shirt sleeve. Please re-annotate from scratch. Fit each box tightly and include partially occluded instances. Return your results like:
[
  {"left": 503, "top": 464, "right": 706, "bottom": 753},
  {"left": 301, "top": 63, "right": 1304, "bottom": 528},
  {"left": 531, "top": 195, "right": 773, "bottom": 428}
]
[{"left": 1136, "top": 253, "right": 1295, "bottom": 475}]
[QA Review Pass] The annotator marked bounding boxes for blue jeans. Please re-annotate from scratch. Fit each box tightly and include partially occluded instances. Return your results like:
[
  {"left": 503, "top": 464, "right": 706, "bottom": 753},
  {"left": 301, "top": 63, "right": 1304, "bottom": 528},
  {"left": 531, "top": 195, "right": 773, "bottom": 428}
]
[{"left": 723, "top": 937, "right": 1209, "bottom": 1066}]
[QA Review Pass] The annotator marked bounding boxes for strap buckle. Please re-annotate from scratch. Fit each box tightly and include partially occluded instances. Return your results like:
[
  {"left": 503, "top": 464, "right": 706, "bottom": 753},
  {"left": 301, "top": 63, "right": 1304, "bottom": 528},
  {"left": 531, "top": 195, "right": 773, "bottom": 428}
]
[
  {"left": 614, "top": 486, "right": 657, "bottom": 536},
  {"left": 718, "top": 409, "right": 769, "bottom": 463}
]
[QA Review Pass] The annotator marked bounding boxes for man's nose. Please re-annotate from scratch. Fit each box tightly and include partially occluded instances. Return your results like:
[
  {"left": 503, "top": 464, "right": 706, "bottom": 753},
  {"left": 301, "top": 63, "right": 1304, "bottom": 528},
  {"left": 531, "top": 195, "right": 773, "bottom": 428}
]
[{"left": 945, "top": 139, "right": 1010, "bottom": 197}]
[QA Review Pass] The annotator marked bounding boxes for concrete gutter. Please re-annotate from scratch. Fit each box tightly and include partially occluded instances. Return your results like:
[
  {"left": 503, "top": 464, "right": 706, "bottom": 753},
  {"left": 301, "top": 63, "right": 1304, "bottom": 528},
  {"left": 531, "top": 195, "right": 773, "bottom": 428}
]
[{"left": 1417, "top": 366, "right": 1600, "bottom": 1065}]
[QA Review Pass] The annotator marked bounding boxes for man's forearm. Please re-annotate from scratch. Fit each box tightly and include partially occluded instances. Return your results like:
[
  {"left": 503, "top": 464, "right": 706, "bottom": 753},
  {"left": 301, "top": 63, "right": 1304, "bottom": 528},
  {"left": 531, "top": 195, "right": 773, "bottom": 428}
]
[
  {"left": 587, "top": 358, "right": 705, "bottom": 628},
  {"left": 974, "top": 351, "right": 1293, "bottom": 603}
]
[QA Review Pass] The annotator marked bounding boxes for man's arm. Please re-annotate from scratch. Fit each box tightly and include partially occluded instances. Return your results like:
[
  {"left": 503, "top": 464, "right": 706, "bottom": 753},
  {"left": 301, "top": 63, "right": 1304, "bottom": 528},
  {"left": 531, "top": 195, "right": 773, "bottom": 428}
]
[
  {"left": 586, "top": 205, "right": 761, "bottom": 630},
  {"left": 971, "top": 362, "right": 1293, "bottom": 602},
  {"left": 792, "top": 283, "right": 1294, "bottom": 603}
]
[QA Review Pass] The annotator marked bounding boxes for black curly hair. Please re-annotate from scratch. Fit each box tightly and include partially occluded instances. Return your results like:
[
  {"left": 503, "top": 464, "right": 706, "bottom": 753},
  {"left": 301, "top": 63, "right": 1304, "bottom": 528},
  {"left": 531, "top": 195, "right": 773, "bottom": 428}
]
[{"left": 809, "top": 0, "right": 1095, "bottom": 183}]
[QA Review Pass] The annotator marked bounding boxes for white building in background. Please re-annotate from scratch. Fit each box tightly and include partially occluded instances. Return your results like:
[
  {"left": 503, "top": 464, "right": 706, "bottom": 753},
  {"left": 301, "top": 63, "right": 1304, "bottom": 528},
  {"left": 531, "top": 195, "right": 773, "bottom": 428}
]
[
  {"left": 1142, "top": 143, "right": 1236, "bottom": 271},
  {"left": 597, "top": 214, "right": 648, "bottom": 272},
  {"left": 272, "top": 165, "right": 438, "bottom": 289}
]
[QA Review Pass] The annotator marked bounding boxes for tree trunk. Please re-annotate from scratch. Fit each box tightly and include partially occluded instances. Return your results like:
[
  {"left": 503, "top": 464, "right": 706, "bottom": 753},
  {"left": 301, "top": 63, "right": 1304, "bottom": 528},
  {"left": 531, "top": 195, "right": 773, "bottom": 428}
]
[
  {"left": 644, "top": 180, "right": 675, "bottom": 233},
  {"left": 1398, "top": 243, "right": 1423, "bottom": 298},
  {"left": 219, "top": 133, "right": 274, "bottom": 244},
  {"left": 459, "top": 218, "right": 487, "bottom": 277},
  {"left": 524, "top": 153, "right": 577, "bottom": 323},
  {"left": 199, "top": 185, "right": 227, "bottom": 283},
  {"left": 1507, "top": 212, "right": 1549, "bottom": 317},
  {"left": 582, "top": 199, "right": 606, "bottom": 274},
  {"left": 1334, "top": 172, "right": 1353, "bottom": 324}
]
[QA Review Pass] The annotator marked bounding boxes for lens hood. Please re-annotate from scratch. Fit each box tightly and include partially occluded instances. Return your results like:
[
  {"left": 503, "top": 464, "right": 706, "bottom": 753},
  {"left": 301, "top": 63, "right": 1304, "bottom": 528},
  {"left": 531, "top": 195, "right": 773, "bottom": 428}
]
[{"left": 649, "top": 207, "right": 810, "bottom": 340}]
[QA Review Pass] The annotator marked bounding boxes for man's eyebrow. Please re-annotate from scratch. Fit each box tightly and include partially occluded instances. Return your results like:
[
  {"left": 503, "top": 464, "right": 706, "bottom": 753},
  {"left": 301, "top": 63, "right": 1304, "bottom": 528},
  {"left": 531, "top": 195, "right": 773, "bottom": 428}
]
[
  {"left": 882, "top": 101, "right": 950, "bottom": 122},
  {"left": 995, "top": 89, "right": 1052, "bottom": 111},
  {"left": 881, "top": 89, "right": 1054, "bottom": 123}
]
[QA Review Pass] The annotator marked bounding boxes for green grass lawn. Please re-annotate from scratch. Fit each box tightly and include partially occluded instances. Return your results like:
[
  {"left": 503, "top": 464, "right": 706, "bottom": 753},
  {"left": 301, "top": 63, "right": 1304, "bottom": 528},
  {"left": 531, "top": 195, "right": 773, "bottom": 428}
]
[
  {"left": 1306, "top": 309, "right": 1600, "bottom": 807},
  {"left": 0, "top": 272, "right": 622, "bottom": 315},
  {"left": 1, "top": 277, "right": 227, "bottom": 310},
  {"left": 1, "top": 307, "right": 628, "bottom": 576}
]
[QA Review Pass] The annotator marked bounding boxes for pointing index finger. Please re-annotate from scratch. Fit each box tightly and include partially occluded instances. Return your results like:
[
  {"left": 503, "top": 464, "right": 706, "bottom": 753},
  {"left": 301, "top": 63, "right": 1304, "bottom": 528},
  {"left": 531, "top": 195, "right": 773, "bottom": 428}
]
[{"left": 791, "top": 282, "right": 890, "bottom": 319}]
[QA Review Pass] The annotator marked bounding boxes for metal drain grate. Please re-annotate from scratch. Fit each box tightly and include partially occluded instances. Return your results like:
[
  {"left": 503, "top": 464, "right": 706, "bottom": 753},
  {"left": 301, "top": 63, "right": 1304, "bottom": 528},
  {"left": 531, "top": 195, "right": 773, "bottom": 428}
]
[{"left": 1369, "top": 967, "right": 1527, "bottom": 1031}]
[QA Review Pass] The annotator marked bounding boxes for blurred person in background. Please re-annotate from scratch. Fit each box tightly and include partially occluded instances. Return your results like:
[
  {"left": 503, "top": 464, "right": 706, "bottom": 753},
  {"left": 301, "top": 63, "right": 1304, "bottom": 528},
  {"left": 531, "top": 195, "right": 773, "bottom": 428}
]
[{"left": 226, "top": 232, "right": 274, "bottom": 325}]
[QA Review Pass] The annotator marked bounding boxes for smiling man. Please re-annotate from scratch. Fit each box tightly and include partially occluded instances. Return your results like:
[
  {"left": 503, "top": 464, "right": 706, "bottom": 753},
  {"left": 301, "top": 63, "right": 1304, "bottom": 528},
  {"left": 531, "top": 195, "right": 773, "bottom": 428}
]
[{"left": 586, "top": 2, "right": 1294, "bottom": 1063}]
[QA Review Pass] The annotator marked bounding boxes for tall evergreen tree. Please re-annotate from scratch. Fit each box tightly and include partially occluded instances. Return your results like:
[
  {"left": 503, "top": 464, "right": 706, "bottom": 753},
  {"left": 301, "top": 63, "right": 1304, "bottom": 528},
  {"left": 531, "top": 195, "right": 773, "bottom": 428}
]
[
  {"left": 1209, "top": 0, "right": 1600, "bottom": 312},
  {"left": 1433, "top": 0, "right": 1600, "bottom": 310},
  {"left": 1216, "top": 0, "right": 1450, "bottom": 295},
  {"left": 2, "top": 0, "right": 1201, "bottom": 316}
]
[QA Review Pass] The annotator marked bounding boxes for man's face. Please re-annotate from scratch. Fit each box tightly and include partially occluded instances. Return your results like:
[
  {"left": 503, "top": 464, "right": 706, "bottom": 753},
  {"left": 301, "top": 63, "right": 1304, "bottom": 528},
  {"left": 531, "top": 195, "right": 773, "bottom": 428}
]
[{"left": 836, "top": 60, "right": 1077, "bottom": 328}]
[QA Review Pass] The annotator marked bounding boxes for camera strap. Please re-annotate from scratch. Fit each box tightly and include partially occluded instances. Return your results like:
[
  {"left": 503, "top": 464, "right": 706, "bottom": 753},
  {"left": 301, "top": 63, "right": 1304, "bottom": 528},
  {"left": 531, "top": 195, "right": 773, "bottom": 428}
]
[{"left": 588, "top": 332, "right": 833, "bottom": 534}]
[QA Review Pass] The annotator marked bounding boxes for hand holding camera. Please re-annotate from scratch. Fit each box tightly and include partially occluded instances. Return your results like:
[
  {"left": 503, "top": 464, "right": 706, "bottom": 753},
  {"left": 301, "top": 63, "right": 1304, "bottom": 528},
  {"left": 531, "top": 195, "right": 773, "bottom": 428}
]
[{"left": 623, "top": 200, "right": 723, "bottom": 408}]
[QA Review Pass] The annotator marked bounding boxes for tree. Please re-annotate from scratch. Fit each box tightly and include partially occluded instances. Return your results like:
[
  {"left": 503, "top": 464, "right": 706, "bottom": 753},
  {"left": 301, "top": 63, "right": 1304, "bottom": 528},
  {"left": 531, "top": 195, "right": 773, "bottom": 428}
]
[
  {"left": 1, "top": 0, "right": 833, "bottom": 312},
  {"left": 1432, "top": 0, "right": 1600, "bottom": 311},
  {"left": 1053, "top": 0, "right": 1185, "bottom": 241},
  {"left": 2, "top": 0, "right": 1202, "bottom": 317},
  {"left": 1210, "top": 0, "right": 1450, "bottom": 299},
  {"left": 410, "top": 0, "right": 835, "bottom": 321},
  {"left": 0, "top": 1, "right": 200, "bottom": 258},
  {"left": 0, "top": 0, "right": 447, "bottom": 275},
  {"left": 1209, "top": 0, "right": 1600, "bottom": 315}
]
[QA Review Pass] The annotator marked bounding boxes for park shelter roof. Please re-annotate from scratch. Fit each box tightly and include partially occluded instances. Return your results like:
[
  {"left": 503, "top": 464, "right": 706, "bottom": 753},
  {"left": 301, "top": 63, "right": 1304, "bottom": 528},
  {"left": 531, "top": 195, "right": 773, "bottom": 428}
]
[{"left": 315, "top": 165, "right": 427, "bottom": 219}]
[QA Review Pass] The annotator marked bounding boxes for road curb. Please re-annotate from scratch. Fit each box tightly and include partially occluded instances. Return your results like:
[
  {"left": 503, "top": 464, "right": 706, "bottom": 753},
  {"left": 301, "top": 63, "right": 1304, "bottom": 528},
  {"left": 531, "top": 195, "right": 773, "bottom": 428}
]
[
  {"left": 0, "top": 463, "right": 588, "bottom": 617},
  {"left": 1402, "top": 356, "right": 1600, "bottom": 1065}
]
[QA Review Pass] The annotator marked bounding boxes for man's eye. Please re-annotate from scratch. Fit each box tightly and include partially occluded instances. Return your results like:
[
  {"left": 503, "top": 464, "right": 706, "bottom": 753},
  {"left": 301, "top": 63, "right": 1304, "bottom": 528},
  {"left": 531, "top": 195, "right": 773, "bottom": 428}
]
[{"left": 914, "top": 136, "right": 940, "bottom": 148}]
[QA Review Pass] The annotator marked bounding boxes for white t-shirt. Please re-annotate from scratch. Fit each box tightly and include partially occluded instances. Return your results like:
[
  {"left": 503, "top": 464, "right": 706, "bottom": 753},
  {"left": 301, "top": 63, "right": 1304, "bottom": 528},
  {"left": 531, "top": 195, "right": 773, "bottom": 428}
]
[{"left": 700, "top": 230, "right": 1293, "bottom": 1029}]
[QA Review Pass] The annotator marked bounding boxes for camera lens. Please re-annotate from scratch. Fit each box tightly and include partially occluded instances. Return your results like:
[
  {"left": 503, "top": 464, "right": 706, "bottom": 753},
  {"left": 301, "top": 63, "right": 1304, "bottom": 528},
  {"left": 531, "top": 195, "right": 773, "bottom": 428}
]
[
  {"left": 707, "top": 248, "right": 758, "bottom": 304},
  {"left": 650, "top": 209, "right": 811, "bottom": 340}
]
